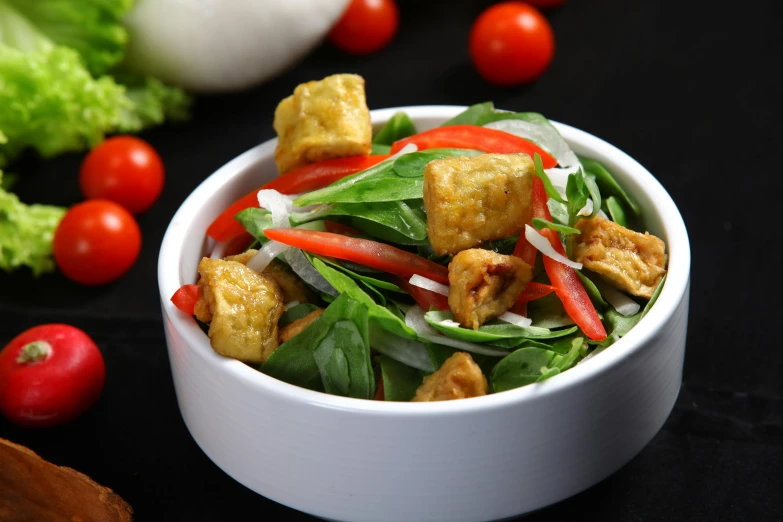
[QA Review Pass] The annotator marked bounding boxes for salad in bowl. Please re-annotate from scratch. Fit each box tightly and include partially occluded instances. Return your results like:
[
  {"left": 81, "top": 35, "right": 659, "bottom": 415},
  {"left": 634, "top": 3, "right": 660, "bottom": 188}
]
[{"left": 169, "top": 74, "right": 668, "bottom": 403}]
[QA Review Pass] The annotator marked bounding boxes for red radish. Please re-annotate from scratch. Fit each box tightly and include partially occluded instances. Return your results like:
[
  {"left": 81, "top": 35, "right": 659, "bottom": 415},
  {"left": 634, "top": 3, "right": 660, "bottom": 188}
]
[{"left": 0, "top": 324, "right": 105, "bottom": 428}]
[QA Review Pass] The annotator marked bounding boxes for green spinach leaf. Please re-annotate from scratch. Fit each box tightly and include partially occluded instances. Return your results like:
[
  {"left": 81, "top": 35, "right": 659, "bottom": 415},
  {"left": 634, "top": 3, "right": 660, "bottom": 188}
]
[
  {"left": 392, "top": 149, "right": 483, "bottom": 178},
  {"left": 491, "top": 347, "right": 559, "bottom": 392},
  {"left": 373, "top": 112, "right": 417, "bottom": 145},
  {"left": 580, "top": 157, "right": 641, "bottom": 216},
  {"left": 279, "top": 303, "right": 320, "bottom": 327},
  {"left": 605, "top": 195, "right": 628, "bottom": 227},
  {"left": 424, "top": 311, "right": 576, "bottom": 342},
  {"left": 379, "top": 355, "right": 424, "bottom": 401},
  {"left": 234, "top": 207, "right": 272, "bottom": 244},
  {"left": 533, "top": 217, "right": 580, "bottom": 235}
]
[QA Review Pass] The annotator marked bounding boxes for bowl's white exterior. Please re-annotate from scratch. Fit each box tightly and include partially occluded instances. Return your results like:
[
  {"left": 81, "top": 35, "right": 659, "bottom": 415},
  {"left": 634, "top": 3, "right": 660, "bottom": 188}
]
[{"left": 158, "top": 107, "right": 690, "bottom": 522}]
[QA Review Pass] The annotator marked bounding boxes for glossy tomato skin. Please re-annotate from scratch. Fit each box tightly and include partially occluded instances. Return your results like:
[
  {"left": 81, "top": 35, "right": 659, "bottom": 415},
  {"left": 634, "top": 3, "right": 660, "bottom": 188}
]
[
  {"left": 470, "top": 2, "right": 555, "bottom": 86},
  {"left": 53, "top": 200, "right": 142, "bottom": 286},
  {"left": 0, "top": 324, "right": 105, "bottom": 429},
  {"left": 328, "top": 0, "right": 399, "bottom": 55},
  {"left": 79, "top": 136, "right": 165, "bottom": 215}
]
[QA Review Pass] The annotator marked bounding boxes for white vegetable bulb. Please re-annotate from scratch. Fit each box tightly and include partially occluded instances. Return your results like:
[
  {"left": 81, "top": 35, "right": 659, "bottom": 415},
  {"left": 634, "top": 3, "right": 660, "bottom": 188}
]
[{"left": 122, "top": 0, "right": 351, "bottom": 92}]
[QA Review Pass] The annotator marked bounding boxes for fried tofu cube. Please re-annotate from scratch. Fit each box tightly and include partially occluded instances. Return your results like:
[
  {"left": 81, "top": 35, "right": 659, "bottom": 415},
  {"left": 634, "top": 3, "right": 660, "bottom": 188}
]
[
  {"left": 423, "top": 153, "right": 534, "bottom": 256},
  {"left": 194, "top": 257, "right": 285, "bottom": 363},
  {"left": 279, "top": 309, "right": 324, "bottom": 344},
  {"left": 448, "top": 249, "right": 533, "bottom": 330},
  {"left": 411, "top": 352, "right": 488, "bottom": 402},
  {"left": 225, "top": 250, "right": 318, "bottom": 304},
  {"left": 574, "top": 215, "right": 666, "bottom": 299},
  {"left": 273, "top": 74, "right": 372, "bottom": 174}
]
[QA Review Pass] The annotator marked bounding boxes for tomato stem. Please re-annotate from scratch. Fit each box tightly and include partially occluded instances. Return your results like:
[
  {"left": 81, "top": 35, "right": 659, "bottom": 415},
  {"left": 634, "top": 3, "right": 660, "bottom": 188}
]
[{"left": 16, "top": 341, "right": 53, "bottom": 364}]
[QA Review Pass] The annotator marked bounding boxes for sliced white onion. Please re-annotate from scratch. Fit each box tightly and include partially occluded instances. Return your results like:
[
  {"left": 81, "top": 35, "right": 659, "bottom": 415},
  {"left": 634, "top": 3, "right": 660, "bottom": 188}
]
[
  {"left": 525, "top": 225, "right": 583, "bottom": 270},
  {"left": 370, "top": 325, "right": 434, "bottom": 373},
  {"left": 257, "top": 189, "right": 296, "bottom": 229},
  {"left": 598, "top": 209, "right": 609, "bottom": 219},
  {"left": 409, "top": 274, "right": 449, "bottom": 296},
  {"left": 209, "top": 240, "right": 230, "bottom": 259},
  {"left": 592, "top": 278, "right": 641, "bottom": 316},
  {"left": 285, "top": 248, "right": 338, "bottom": 297},
  {"left": 578, "top": 199, "right": 594, "bottom": 217},
  {"left": 388, "top": 142, "right": 418, "bottom": 160},
  {"left": 439, "top": 319, "right": 462, "bottom": 328},
  {"left": 285, "top": 301, "right": 300, "bottom": 308},
  {"left": 404, "top": 306, "right": 511, "bottom": 357},
  {"left": 246, "top": 240, "right": 290, "bottom": 273},
  {"left": 484, "top": 120, "right": 566, "bottom": 163},
  {"left": 543, "top": 167, "right": 571, "bottom": 192},
  {"left": 497, "top": 311, "right": 533, "bottom": 327}
]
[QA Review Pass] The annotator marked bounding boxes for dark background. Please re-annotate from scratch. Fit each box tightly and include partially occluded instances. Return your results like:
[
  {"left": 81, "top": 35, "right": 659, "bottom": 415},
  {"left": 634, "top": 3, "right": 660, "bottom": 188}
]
[{"left": 2, "top": 0, "right": 782, "bottom": 520}]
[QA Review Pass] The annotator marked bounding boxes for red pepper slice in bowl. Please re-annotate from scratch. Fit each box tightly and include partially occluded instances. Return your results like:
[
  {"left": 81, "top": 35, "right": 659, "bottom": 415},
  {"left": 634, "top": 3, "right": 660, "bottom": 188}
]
[
  {"left": 263, "top": 228, "right": 450, "bottom": 284},
  {"left": 207, "top": 154, "right": 389, "bottom": 242},
  {"left": 390, "top": 125, "right": 557, "bottom": 168}
]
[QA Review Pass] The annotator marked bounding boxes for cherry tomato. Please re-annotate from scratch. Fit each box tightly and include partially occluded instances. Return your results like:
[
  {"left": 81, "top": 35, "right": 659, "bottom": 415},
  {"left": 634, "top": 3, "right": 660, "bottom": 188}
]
[
  {"left": 470, "top": 2, "right": 555, "bottom": 86},
  {"left": 328, "top": 0, "right": 399, "bottom": 55},
  {"left": 0, "top": 324, "right": 105, "bottom": 429},
  {"left": 53, "top": 200, "right": 142, "bottom": 286},
  {"left": 79, "top": 136, "right": 165, "bottom": 215}
]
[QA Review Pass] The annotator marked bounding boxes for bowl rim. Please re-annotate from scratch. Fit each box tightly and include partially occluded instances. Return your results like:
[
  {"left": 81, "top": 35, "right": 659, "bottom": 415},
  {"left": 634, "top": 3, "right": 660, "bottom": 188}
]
[{"left": 158, "top": 105, "right": 691, "bottom": 416}]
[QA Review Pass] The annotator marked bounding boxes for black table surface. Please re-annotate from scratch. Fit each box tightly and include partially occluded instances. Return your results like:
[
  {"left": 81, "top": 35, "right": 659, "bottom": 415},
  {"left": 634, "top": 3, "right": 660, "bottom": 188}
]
[{"left": 2, "top": 1, "right": 781, "bottom": 520}]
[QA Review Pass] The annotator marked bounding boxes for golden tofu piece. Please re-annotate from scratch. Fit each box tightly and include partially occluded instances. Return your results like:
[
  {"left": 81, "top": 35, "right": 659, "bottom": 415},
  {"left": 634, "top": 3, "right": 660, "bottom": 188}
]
[
  {"left": 575, "top": 215, "right": 666, "bottom": 299},
  {"left": 279, "top": 309, "right": 324, "bottom": 344},
  {"left": 423, "top": 153, "right": 534, "bottom": 256},
  {"left": 225, "top": 250, "right": 318, "bottom": 304},
  {"left": 194, "top": 257, "right": 285, "bottom": 363},
  {"left": 273, "top": 74, "right": 372, "bottom": 174},
  {"left": 448, "top": 249, "right": 533, "bottom": 330},
  {"left": 411, "top": 352, "right": 488, "bottom": 402}
]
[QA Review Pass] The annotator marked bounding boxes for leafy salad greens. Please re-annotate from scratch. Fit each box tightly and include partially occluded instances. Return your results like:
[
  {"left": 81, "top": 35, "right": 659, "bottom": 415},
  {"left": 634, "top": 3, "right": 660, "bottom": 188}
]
[
  {"left": 0, "top": 0, "right": 191, "bottom": 275},
  {"left": 191, "top": 101, "right": 667, "bottom": 402}
]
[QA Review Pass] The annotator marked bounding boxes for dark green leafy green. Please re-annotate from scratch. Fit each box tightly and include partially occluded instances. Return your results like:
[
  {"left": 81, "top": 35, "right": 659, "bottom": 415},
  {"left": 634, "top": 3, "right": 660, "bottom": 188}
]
[
  {"left": 583, "top": 173, "right": 602, "bottom": 219},
  {"left": 373, "top": 112, "right": 417, "bottom": 145},
  {"left": 527, "top": 293, "right": 576, "bottom": 329},
  {"left": 370, "top": 324, "right": 434, "bottom": 372},
  {"left": 580, "top": 157, "right": 641, "bottom": 216},
  {"left": 533, "top": 153, "right": 566, "bottom": 203},
  {"left": 234, "top": 207, "right": 272, "bottom": 244},
  {"left": 309, "top": 257, "right": 418, "bottom": 339},
  {"left": 314, "top": 255, "right": 403, "bottom": 293},
  {"left": 293, "top": 160, "right": 397, "bottom": 206},
  {"left": 576, "top": 271, "right": 609, "bottom": 309},
  {"left": 262, "top": 293, "right": 374, "bottom": 397},
  {"left": 424, "top": 311, "right": 576, "bottom": 342},
  {"left": 605, "top": 195, "right": 628, "bottom": 227},
  {"left": 379, "top": 355, "right": 424, "bottom": 401},
  {"left": 291, "top": 200, "right": 427, "bottom": 241},
  {"left": 392, "top": 149, "right": 483, "bottom": 178},
  {"left": 491, "top": 347, "right": 559, "bottom": 392},
  {"left": 297, "top": 177, "right": 423, "bottom": 205},
  {"left": 640, "top": 275, "right": 666, "bottom": 320},
  {"left": 346, "top": 216, "right": 430, "bottom": 246},
  {"left": 371, "top": 143, "right": 391, "bottom": 155},
  {"left": 279, "top": 303, "right": 320, "bottom": 327},
  {"left": 440, "top": 102, "right": 554, "bottom": 129},
  {"left": 533, "top": 218, "right": 580, "bottom": 235}
]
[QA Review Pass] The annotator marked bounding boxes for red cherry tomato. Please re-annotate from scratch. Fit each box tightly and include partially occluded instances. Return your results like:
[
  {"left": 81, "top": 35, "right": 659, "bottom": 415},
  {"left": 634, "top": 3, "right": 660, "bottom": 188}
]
[
  {"left": 527, "top": 0, "right": 566, "bottom": 8},
  {"left": 0, "top": 324, "right": 105, "bottom": 429},
  {"left": 53, "top": 200, "right": 142, "bottom": 286},
  {"left": 79, "top": 136, "right": 165, "bottom": 215},
  {"left": 328, "top": 0, "right": 399, "bottom": 55},
  {"left": 470, "top": 2, "right": 555, "bottom": 86}
]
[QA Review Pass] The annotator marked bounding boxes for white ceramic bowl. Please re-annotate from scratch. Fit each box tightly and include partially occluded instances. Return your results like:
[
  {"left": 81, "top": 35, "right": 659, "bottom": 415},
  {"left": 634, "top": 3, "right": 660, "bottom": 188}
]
[{"left": 158, "top": 106, "right": 691, "bottom": 522}]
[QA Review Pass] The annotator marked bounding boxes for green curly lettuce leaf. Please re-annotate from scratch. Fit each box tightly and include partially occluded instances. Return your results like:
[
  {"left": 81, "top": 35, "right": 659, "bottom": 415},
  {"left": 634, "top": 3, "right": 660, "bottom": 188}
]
[
  {"left": 0, "top": 0, "right": 132, "bottom": 75},
  {"left": 0, "top": 178, "right": 66, "bottom": 276}
]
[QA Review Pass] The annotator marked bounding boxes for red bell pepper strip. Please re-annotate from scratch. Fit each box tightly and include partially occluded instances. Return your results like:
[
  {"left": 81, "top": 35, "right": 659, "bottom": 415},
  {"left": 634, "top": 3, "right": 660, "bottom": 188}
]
[
  {"left": 171, "top": 284, "right": 200, "bottom": 316},
  {"left": 263, "top": 228, "right": 450, "bottom": 284},
  {"left": 390, "top": 125, "right": 557, "bottom": 168},
  {"left": 510, "top": 281, "right": 555, "bottom": 316},
  {"left": 206, "top": 155, "right": 389, "bottom": 242},
  {"left": 397, "top": 277, "right": 450, "bottom": 312},
  {"left": 530, "top": 177, "right": 607, "bottom": 341}
]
